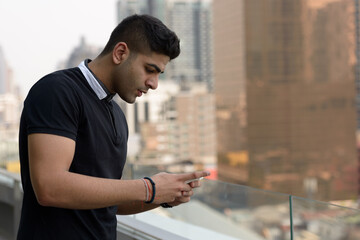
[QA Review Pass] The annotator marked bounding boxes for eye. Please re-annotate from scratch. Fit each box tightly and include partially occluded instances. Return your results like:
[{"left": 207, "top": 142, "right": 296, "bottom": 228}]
[{"left": 146, "top": 68, "right": 155, "bottom": 73}]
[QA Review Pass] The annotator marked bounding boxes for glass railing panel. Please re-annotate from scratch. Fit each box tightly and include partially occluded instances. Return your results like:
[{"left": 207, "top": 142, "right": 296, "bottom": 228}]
[
  {"left": 131, "top": 175, "right": 292, "bottom": 240},
  {"left": 291, "top": 196, "right": 360, "bottom": 240},
  {"left": 0, "top": 171, "right": 15, "bottom": 188},
  {"left": 122, "top": 163, "right": 162, "bottom": 180}
]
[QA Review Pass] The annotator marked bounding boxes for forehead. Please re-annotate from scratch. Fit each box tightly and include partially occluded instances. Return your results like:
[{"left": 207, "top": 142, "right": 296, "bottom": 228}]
[{"left": 137, "top": 52, "right": 170, "bottom": 72}]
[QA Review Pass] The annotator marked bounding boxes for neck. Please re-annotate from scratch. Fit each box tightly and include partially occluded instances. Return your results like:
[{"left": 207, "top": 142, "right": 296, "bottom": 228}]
[{"left": 88, "top": 56, "right": 115, "bottom": 94}]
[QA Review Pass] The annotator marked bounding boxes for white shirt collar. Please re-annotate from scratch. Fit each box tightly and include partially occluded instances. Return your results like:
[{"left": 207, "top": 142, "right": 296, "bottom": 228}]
[{"left": 78, "top": 59, "right": 108, "bottom": 100}]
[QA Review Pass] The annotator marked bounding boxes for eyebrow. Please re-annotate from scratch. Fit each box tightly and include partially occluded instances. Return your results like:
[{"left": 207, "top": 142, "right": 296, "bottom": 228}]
[{"left": 146, "top": 63, "right": 164, "bottom": 73}]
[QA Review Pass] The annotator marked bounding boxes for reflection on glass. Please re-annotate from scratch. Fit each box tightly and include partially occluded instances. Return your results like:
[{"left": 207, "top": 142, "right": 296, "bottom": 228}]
[
  {"left": 214, "top": 0, "right": 358, "bottom": 203},
  {"left": 292, "top": 196, "right": 360, "bottom": 240},
  {"left": 126, "top": 164, "right": 360, "bottom": 240},
  {"left": 128, "top": 163, "right": 291, "bottom": 240}
]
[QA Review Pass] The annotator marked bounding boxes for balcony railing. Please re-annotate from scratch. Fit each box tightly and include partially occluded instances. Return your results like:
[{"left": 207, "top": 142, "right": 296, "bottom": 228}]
[{"left": 1, "top": 166, "right": 360, "bottom": 240}]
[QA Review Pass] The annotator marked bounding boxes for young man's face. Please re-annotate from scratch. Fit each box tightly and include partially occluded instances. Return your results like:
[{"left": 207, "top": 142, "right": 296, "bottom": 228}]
[{"left": 112, "top": 52, "right": 170, "bottom": 103}]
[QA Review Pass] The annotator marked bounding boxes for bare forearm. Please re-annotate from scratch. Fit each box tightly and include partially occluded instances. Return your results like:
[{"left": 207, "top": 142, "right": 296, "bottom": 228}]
[
  {"left": 33, "top": 171, "right": 145, "bottom": 209},
  {"left": 28, "top": 134, "right": 211, "bottom": 210}
]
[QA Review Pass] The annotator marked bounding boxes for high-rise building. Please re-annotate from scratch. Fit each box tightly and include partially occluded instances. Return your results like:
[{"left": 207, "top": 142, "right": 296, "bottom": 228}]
[
  {"left": 115, "top": 0, "right": 216, "bottom": 168},
  {"left": 117, "top": 0, "right": 149, "bottom": 22},
  {"left": 355, "top": 0, "right": 360, "bottom": 203},
  {"left": 0, "top": 47, "right": 22, "bottom": 168},
  {"left": 0, "top": 93, "right": 22, "bottom": 167},
  {"left": 166, "top": 0, "right": 213, "bottom": 90},
  {"left": 214, "top": 0, "right": 357, "bottom": 201},
  {"left": 171, "top": 89, "right": 216, "bottom": 166},
  {"left": 65, "top": 37, "right": 102, "bottom": 68},
  {"left": 116, "top": 0, "right": 213, "bottom": 90},
  {"left": 0, "top": 47, "right": 7, "bottom": 94},
  {"left": 117, "top": 0, "right": 166, "bottom": 22},
  {"left": 194, "top": 0, "right": 213, "bottom": 90},
  {"left": 166, "top": 0, "right": 198, "bottom": 82},
  {"left": 148, "top": 0, "right": 166, "bottom": 21},
  {"left": 116, "top": 81, "right": 180, "bottom": 161},
  {"left": 119, "top": 80, "right": 216, "bottom": 169}
]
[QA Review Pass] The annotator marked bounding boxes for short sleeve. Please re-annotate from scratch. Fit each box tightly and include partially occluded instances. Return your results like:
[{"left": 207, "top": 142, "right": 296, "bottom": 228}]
[{"left": 24, "top": 74, "right": 80, "bottom": 140}]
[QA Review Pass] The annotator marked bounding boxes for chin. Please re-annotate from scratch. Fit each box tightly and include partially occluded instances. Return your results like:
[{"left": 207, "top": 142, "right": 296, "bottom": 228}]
[{"left": 122, "top": 96, "right": 136, "bottom": 104}]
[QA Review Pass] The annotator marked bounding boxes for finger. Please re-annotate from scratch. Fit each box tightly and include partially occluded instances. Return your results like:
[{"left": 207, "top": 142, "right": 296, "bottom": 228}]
[
  {"left": 175, "top": 191, "right": 183, "bottom": 198},
  {"left": 175, "top": 196, "right": 191, "bottom": 203},
  {"left": 182, "top": 190, "right": 193, "bottom": 197},
  {"left": 181, "top": 184, "right": 192, "bottom": 192},
  {"left": 177, "top": 171, "right": 210, "bottom": 182},
  {"left": 189, "top": 180, "right": 202, "bottom": 188}
]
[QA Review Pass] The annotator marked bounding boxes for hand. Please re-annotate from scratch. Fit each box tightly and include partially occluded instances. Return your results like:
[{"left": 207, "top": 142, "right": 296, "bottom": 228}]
[
  {"left": 161, "top": 179, "right": 205, "bottom": 207},
  {"left": 187, "top": 178, "right": 204, "bottom": 188},
  {"left": 150, "top": 170, "right": 210, "bottom": 205},
  {"left": 166, "top": 190, "right": 195, "bottom": 207}
]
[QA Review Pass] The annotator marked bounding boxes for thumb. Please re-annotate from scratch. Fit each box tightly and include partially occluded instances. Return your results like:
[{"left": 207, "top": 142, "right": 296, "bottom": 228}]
[{"left": 177, "top": 170, "right": 211, "bottom": 182}]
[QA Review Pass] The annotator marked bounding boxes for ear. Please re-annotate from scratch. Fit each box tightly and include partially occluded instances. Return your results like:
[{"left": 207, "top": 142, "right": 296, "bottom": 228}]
[{"left": 112, "top": 42, "right": 129, "bottom": 64}]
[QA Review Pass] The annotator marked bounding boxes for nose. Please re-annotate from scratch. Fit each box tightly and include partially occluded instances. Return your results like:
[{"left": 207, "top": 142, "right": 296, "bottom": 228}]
[{"left": 146, "top": 75, "right": 159, "bottom": 90}]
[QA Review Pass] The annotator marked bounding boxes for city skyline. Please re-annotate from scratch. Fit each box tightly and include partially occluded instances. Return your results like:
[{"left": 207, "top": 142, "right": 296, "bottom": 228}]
[
  {"left": 1, "top": 0, "right": 360, "bottom": 203},
  {"left": 214, "top": 0, "right": 358, "bottom": 201},
  {"left": 2, "top": 1, "right": 360, "bottom": 239},
  {"left": 0, "top": 0, "right": 213, "bottom": 96},
  {"left": 0, "top": 0, "right": 118, "bottom": 96}
]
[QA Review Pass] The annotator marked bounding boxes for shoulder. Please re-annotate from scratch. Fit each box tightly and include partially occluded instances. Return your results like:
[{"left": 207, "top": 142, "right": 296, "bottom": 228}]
[
  {"left": 23, "top": 68, "right": 87, "bottom": 118},
  {"left": 31, "top": 68, "right": 82, "bottom": 92},
  {"left": 25, "top": 68, "right": 84, "bottom": 102},
  {"left": 21, "top": 68, "right": 84, "bottom": 140}
]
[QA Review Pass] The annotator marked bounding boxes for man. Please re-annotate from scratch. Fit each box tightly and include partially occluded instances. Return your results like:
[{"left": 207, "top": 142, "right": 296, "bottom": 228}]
[{"left": 17, "top": 14, "right": 210, "bottom": 239}]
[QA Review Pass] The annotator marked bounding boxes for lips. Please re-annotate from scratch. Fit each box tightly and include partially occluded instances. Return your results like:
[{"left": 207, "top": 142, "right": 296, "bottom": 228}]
[{"left": 137, "top": 89, "right": 148, "bottom": 97}]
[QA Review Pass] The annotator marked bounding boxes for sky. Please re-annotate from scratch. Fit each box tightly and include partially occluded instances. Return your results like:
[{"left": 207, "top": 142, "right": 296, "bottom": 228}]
[{"left": 0, "top": 0, "right": 118, "bottom": 96}]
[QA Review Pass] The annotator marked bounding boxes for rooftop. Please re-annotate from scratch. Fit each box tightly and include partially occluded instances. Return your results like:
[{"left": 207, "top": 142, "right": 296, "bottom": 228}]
[{"left": 1, "top": 167, "right": 360, "bottom": 240}]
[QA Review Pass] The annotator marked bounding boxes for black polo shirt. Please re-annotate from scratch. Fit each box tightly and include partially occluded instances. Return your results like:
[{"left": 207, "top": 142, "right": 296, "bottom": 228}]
[{"left": 17, "top": 60, "right": 128, "bottom": 240}]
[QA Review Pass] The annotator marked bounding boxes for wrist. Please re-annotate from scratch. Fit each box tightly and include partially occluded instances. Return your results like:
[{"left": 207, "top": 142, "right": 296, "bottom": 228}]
[{"left": 143, "top": 177, "right": 156, "bottom": 204}]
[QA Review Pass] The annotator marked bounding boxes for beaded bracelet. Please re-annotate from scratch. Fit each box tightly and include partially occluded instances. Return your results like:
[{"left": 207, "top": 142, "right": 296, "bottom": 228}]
[
  {"left": 141, "top": 178, "right": 150, "bottom": 202},
  {"left": 145, "top": 178, "right": 152, "bottom": 201},
  {"left": 144, "top": 177, "right": 156, "bottom": 204}
]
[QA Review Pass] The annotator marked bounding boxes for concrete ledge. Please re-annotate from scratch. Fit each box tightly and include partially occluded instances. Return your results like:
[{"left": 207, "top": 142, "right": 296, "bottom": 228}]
[{"left": 117, "top": 215, "right": 189, "bottom": 240}]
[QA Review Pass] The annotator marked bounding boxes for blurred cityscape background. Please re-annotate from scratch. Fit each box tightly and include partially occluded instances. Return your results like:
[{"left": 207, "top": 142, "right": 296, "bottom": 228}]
[
  {"left": 2, "top": 0, "right": 360, "bottom": 238},
  {"left": 2, "top": 0, "right": 360, "bottom": 203}
]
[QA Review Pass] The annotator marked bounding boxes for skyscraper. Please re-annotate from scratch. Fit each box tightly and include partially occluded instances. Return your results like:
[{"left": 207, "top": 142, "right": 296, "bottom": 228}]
[
  {"left": 167, "top": 0, "right": 198, "bottom": 82},
  {"left": 0, "top": 46, "right": 18, "bottom": 96},
  {"left": 0, "top": 47, "right": 22, "bottom": 169},
  {"left": 117, "top": 0, "right": 150, "bottom": 22},
  {"left": 65, "top": 37, "right": 102, "bottom": 68},
  {"left": 166, "top": 0, "right": 213, "bottom": 90},
  {"left": 214, "top": 0, "right": 357, "bottom": 201},
  {"left": 115, "top": 0, "right": 217, "bottom": 168},
  {"left": 116, "top": 0, "right": 213, "bottom": 90},
  {"left": 148, "top": 0, "right": 166, "bottom": 21},
  {"left": 136, "top": 83, "right": 216, "bottom": 167},
  {"left": 194, "top": 0, "right": 213, "bottom": 90},
  {"left": 0, "top": 47, "right": 7, "bottom": 94}
]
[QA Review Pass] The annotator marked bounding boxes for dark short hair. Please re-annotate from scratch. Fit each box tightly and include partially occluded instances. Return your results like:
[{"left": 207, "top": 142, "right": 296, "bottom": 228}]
[{"left": 100, "top": 14, "right": 180, "bottom": 60}]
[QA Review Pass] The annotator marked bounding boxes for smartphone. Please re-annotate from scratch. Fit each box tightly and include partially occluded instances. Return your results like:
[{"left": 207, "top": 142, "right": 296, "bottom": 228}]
[{"left": 185, "top": 177, "right": 204, "bottom": 184}]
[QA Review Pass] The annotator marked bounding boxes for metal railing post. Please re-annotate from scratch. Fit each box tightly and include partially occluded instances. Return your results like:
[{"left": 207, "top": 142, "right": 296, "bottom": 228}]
[
  {"left": 289, "top": 195, "right": 294, "bottom": 240},
  {"left": 13, "top": 179, "right": 22, "bottom": 238}
]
